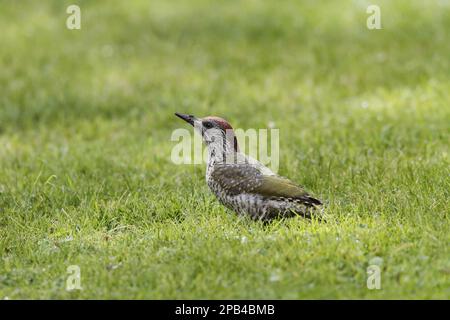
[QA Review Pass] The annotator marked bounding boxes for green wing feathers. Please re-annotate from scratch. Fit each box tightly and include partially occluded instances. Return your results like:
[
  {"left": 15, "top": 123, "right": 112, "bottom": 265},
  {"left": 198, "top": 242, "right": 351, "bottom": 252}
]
[{"left": 254, "top": 175, "right": 322, "bottom": 206}]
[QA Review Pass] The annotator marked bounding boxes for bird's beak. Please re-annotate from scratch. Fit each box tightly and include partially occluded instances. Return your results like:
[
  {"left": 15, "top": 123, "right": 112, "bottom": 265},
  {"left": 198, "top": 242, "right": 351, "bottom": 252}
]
[{"left": 175, "top": 112, "right": 197, "bottom": 126}]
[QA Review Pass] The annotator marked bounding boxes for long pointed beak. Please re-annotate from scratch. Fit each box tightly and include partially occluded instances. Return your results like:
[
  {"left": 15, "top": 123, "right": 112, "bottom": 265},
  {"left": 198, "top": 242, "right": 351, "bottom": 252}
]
[{"left": 175, "top": 112, "right": 197, "bottom": 126}]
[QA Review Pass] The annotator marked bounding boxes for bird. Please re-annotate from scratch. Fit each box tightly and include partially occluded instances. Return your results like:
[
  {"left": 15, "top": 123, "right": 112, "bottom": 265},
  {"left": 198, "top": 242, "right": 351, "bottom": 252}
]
[{"left": 175, "top": 113, "right": 323, "bottom": 221}]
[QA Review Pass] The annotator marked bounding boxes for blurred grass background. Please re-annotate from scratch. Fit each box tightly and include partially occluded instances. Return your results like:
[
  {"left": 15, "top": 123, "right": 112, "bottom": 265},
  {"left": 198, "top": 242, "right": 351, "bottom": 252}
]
[{"left": 0, "top": 0, "right": 449, "bottom": 298}]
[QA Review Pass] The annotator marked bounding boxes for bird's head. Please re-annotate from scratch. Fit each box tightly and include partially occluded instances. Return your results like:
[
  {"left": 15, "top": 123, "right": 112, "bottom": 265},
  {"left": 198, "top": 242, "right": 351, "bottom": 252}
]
[{"left": 175, "top": 113, "right": 239, "bottom": 152}]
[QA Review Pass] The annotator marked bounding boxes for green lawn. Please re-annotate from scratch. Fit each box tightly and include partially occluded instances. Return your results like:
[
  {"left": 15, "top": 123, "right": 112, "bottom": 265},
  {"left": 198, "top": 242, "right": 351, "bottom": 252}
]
[{"left": 0, "top": 0, "right": 449, "bottom": 299}]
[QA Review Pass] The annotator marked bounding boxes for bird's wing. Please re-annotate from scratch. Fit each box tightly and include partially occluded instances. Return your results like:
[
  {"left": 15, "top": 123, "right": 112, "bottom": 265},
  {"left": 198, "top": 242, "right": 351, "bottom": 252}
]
[
  {"left": 211, "top": 164, "right": 321, "bottom": 206},
  {"left": 254, "top": 175, "right": 322, "bottom": 205}
]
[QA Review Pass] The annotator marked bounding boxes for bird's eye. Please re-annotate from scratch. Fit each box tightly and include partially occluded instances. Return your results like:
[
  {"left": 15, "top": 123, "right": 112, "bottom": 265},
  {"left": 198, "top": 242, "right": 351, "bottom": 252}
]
[{"left": 203, "top": 121, "right": 214, "bottom": 129}]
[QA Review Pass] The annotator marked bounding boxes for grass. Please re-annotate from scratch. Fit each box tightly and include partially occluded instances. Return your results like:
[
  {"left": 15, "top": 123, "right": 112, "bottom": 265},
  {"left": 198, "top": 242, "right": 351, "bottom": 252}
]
[{"left": 0, "top": 0, "right": 449, "bottom": 299}]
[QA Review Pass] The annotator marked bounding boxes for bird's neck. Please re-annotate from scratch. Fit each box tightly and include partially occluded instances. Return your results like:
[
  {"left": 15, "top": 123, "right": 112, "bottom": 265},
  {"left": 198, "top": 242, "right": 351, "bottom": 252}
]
[{"left": 205, "top": 139, "right": 239, "bottom": 178}]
